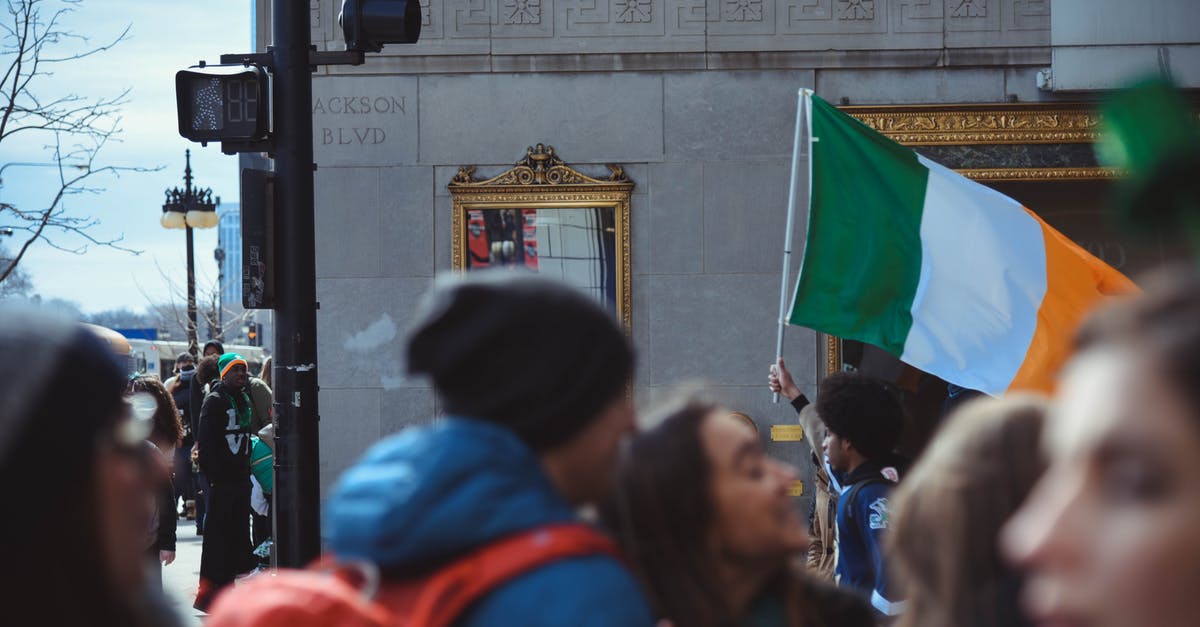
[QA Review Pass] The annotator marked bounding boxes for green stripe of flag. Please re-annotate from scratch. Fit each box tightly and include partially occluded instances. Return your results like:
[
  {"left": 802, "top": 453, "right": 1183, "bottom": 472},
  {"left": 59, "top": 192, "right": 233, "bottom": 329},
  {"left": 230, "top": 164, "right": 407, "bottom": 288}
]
[{"left": 787, "top": 95, "right": 929, "bottom": 356}]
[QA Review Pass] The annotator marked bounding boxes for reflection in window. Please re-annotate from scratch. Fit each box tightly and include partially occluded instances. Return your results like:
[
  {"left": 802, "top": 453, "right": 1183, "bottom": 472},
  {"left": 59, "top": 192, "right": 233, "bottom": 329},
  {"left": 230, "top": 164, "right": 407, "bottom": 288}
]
[{"left": 465, "top": 207, "right": 617, "bottom": 311}]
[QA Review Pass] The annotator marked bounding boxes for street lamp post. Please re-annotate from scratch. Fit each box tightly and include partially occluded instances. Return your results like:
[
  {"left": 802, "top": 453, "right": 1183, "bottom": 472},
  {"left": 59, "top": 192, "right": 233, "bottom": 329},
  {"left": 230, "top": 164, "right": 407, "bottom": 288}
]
[{"left": 161, "top": 149, "right": 220, "bottom": 357}]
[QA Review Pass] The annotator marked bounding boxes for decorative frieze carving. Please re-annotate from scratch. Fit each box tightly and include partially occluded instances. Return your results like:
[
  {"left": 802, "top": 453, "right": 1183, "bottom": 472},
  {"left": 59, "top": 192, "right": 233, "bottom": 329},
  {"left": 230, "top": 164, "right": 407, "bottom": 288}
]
[
  {"left": 951, "top": 0, "right": 986, "bottom": 18},
  {"left": 724, "top": 0, "right": 764, "bottom": 22},
  {"left": 504, "top": 0, "right": 542, "bottom": 24},
  {"left": 844, "top": 104, "right": 1103, "bottom": 145},
  {"left": 336, "top": 0, "right": 1045, "bottom": 53},
  {"left": 615, "top": 0, "right": 653, "bottom": 23},
  {"left": 837, "top": 0, "right": 873, "bottom": 20}
]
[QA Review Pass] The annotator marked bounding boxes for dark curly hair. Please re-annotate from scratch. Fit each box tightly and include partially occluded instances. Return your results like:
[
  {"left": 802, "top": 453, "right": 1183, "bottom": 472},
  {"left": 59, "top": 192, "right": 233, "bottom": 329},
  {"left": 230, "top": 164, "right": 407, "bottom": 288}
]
[
  {"left": 816, "top": 371, "right": 903, "bottom": 460},
  {"left": 196, "top": 354, "right": 220, "bottom": 387},
  {"left": 127, "top": 376, "right": 182, "bottom": 448}
]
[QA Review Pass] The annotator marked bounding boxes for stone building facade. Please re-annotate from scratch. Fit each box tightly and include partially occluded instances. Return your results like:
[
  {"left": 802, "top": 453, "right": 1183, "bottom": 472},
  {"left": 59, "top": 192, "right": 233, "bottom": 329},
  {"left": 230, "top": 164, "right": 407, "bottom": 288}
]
[{"left": 247, "top": 0, "right": 1198, "bottom": 495}]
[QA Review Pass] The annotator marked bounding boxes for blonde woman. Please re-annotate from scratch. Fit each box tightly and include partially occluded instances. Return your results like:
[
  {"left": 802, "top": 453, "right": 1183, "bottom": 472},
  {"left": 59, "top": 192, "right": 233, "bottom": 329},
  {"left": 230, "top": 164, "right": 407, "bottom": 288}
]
[{"left": 889, "top": 395, "right": 1047, "bottom": 627}]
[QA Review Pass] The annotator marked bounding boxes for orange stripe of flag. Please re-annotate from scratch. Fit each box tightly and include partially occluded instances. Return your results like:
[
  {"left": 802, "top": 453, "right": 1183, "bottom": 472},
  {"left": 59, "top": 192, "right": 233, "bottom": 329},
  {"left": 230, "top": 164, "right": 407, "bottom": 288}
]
[{"left": 1008, "top": 208, "right": 1139, "bottom": 393}]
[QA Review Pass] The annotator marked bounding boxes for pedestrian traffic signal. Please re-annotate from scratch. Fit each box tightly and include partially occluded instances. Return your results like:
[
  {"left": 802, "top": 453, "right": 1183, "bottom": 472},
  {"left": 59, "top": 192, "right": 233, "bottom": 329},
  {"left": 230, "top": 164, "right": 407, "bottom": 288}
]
[
  {"left": 176, "top": 64, "right": 270, "bottom": 143},
  {"left": 247, "top": 322, "right": 260, "bottom": 346},
  {"left": 339, "top": 0, "right": 421, "bottom": 53}
]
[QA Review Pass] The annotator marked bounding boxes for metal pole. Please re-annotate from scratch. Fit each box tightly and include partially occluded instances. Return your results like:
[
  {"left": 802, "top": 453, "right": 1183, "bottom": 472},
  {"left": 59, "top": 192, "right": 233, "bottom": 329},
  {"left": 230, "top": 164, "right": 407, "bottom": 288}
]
[
  {"left": 184, "top": 150, "right": 199, "bottom": 357},
  {"left": 186, "top": 225, "right": 198, "bottom": 356},
  {"left": 272, "top": 0, "right": 322, "bottom": 567},
  {"left": 773, "top": 88, "right": 809, "bottom": 403}
]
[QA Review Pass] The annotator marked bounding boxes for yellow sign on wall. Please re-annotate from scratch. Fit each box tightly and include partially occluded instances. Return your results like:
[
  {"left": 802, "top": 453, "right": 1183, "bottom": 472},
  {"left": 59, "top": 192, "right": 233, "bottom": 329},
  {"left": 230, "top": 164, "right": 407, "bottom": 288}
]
[
  {"left": 770, "top": 424, "right": 804, "bottom": 442},
  {"left": 789, "top": 480, "right": 804, "bottom": 497}
]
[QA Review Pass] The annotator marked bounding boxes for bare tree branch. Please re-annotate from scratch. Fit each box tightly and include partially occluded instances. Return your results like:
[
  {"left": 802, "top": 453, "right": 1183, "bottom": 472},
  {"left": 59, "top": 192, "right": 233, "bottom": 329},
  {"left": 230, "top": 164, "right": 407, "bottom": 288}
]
[{"left": 0, "top": 0, "right": 143, "bottom": 286}]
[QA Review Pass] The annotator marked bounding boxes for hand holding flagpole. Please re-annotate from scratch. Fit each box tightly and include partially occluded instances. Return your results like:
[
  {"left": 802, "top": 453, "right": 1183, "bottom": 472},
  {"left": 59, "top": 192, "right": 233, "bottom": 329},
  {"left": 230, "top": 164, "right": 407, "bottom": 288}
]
[{"left": 773, "top": 88, "right": 815, "bottom": 402}]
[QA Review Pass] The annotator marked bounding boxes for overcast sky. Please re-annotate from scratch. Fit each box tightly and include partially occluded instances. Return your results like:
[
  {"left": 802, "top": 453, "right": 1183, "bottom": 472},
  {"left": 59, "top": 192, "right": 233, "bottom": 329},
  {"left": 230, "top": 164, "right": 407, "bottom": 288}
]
[{"left": 1, "top": 0, "right": 253, "bottom": 313}]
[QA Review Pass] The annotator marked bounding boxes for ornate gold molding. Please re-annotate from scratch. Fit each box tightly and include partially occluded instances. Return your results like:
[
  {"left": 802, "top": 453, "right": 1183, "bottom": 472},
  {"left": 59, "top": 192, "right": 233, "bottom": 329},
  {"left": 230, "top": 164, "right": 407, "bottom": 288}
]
[
  {"left": 843, "top": 103, "right": 1102, "bottom": 146},
  {"left": 959, "top": 166, "right": 1123, "bottom": 181},
  {"left": 960, "top": 165, "right": 1118, "bottom": 180},
  {"left": 824, "top": 334, "right": 840, "bottom": 377},
  {"left": 450, "top": 143, "right": 629, "bottom": 187},
  {"left": 448, "top": 144, "right": 634, "bottom": 333}
]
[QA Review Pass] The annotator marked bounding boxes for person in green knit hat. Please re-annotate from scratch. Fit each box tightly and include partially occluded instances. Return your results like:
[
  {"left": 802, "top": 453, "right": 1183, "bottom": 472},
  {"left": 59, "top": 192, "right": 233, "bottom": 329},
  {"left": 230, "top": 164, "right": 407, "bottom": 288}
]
[{"left": 193, "top": 353, "right": 257, "bottom": 611}]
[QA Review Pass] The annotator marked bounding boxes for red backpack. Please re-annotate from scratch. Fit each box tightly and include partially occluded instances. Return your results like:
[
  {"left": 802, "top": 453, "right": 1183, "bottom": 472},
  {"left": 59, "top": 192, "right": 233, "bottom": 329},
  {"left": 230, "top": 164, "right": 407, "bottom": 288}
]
[{"left": 206, "top": 523, "right": 621, "bottom": 627}]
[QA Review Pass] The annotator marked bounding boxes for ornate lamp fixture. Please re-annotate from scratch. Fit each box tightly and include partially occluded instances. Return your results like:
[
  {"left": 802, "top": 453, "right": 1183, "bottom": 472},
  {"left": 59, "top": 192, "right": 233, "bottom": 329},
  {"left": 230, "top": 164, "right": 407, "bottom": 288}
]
[
  {"left": 159, "top": 149, "right": 222, "bottom": 356},
  {"left": 161, "top": 150, "right": 220, "bottom": 229}
]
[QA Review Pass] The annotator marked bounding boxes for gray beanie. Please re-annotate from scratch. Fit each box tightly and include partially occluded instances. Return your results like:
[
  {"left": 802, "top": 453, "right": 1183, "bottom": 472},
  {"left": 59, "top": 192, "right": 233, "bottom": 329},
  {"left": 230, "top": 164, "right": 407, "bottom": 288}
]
[{"left": 406, "top": 271, "right": 633, "bottom": 451}]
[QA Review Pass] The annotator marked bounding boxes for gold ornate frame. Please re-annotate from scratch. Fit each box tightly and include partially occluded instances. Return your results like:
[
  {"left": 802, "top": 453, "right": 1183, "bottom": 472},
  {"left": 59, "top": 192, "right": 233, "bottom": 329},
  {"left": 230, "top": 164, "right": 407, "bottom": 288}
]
[
  {"left": 449, "top": 144, "right": 635, "bottom": 331},
  {"left": 846, "top": 102, "right": 1119, "bottom": 181},
  {"left": 823, "top": 102, "right": 1114, "bottom": 374}
]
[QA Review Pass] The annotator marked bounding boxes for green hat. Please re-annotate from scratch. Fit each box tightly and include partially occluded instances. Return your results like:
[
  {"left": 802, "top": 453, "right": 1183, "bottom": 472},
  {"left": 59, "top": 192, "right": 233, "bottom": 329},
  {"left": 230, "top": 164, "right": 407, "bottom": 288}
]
[
  {"left": 218, "top": 353, "right": 248, "bottom": 379},
  {"left": 1097, "top": 77, "right": 1200, "bottom": 257}
]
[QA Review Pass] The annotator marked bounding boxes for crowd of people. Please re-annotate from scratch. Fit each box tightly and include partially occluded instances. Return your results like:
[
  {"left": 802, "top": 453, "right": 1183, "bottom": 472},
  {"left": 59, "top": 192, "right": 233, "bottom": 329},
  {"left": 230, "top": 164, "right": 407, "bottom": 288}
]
[{"left": 2, "top": 265, "right": 1199, "bottom": 626}]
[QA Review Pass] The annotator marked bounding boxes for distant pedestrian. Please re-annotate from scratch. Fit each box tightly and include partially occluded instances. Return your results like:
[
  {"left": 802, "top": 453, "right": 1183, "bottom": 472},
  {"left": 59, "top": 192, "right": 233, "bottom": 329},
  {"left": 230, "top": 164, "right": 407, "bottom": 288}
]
[
  {"left": 203, "top": 340, "right": 225, "bottom": 359},
  {"left": 190, "top": 353, "right": 220, "bottom": 535},
  {"left": 258, "top": 355, "right": 272, "bottom": 390},
  {"left": 164, "top": 351, "right": 197, "bottom": 519},
  {"left": 890, "top": 394, "right": 1047, "bottom": 627},
  {"left": 818, "top": 372, "right": 906, "bottom": 619},
  {"left": 604, "top": 397, "right": 874, "bottom": 627},
  {"left": 193, "top": 353, "right": 256, "bottom": 611},
  {"left": 0, "top": 307, "right": 182, "bottom": 627},
  {"left": 128, "top": 375, "right": 186, "bottom": 588},
  {"left": 208, "top": 272, "right": 655, "bottom": 626},
  {"left": 1002, "top": 268, "right": 1200, "bottom": 627},
  {"left": 246, "top": 370, "right": 272, "bottom": 433},
  {"left": 248, "top": 433, "right": 273, "bottom": 551}
]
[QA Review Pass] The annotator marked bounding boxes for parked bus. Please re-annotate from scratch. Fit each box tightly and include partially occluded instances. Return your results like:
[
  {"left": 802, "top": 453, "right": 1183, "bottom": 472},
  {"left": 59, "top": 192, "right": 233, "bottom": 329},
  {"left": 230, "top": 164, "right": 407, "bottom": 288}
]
[{"left": 127, "top": 338, "right": 267, "bottom": 380}]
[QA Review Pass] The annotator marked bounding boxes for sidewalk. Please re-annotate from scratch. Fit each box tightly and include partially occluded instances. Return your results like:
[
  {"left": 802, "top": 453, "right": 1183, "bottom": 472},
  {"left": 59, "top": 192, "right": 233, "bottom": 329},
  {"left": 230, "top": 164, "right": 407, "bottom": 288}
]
[{"left": 161, "top": 518, "right": 205, "bottom": 627}]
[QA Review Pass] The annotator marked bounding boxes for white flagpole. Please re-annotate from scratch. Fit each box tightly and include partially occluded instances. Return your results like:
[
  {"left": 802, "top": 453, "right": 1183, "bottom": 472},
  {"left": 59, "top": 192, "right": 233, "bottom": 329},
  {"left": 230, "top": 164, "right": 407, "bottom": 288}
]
[{"left": 773, "top": 88, "right": 813, "bottom": 403}]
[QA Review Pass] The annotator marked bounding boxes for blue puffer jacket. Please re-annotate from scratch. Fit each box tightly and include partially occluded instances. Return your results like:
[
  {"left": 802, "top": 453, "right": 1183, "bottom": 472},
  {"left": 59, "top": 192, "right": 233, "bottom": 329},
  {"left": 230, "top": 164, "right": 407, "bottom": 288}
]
[{"left": 324, "top": 417, "right": 656, "bottom": 627}]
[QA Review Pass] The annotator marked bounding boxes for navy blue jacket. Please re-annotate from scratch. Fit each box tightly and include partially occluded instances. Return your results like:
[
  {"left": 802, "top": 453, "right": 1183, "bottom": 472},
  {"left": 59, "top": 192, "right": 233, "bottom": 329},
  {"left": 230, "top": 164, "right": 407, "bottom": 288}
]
[
  {"left": 835, "top": 460, "right": 905, "bottom": 618},
  {"left": 324, "top": 417, "right": 656, "bottom": 627}
]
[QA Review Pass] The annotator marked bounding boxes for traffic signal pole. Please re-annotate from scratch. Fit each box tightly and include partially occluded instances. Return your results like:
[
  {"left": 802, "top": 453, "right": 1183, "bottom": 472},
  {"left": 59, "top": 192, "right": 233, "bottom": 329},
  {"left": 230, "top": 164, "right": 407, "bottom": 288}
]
[
  {"left": 177, "top": 0, "right": 421, "bottom": 569},
  {"left": 271, "top": 0, "right": 322, "bottom": 567}
]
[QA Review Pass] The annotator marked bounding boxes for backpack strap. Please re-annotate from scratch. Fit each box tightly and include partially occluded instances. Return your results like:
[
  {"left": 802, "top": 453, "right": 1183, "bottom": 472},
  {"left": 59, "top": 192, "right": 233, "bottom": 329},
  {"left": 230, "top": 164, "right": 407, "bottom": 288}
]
[
  {"left": 378, "top": 523, "right": 620, "bottom": 627},
  {"left": 843, "top": 477, "right": 891, "bottom": 542}
]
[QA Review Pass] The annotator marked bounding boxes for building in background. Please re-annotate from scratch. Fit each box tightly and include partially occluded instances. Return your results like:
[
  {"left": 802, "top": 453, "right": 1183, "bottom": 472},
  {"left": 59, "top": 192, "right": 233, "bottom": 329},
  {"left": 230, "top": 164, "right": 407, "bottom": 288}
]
[
  {"left": 251, "top": 0, "right": 1200, "bottom": 492},
  {"left": 217, "top": 203, "right": 242, "bottom": 315}
]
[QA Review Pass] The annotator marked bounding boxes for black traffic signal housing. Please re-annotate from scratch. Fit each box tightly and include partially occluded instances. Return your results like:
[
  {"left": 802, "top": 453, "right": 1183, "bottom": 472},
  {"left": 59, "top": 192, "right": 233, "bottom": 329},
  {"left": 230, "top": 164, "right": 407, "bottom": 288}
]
[
  {"left": 247, "top": 322, "right": 260, "bottom": 346},
  {"left": 176, "top": 63, "right": 269, "bottom": 146},
  {"left": 340, "top": 0, "right": 421, "bottom": 53}
]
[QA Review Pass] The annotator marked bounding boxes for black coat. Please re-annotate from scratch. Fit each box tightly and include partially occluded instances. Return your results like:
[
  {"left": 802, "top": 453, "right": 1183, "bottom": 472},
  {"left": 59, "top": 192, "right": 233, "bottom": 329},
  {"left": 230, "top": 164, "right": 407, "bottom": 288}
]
[
  {"left": 154, "top": 477, "right": 177, "bottom": 551},
  {"left": 197, "top": 381, "right": 253, "bottom": 484}
]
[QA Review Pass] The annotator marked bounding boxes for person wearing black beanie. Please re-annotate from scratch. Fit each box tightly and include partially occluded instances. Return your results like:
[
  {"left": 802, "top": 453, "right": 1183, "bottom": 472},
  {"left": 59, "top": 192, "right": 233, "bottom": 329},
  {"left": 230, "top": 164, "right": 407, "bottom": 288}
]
[
  {"left": 406, "top": 270, "right": 633, "bottom": 452},
  {"left": 302, "top": 271, "right": 656, "bottom": 627}
]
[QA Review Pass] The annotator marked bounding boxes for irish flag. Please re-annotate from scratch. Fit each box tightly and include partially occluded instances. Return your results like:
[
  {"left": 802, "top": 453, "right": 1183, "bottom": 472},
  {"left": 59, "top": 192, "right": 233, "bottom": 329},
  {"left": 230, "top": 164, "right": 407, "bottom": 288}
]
[{"left": 788, "top": 94, "right": 1137, "bottom": 395}]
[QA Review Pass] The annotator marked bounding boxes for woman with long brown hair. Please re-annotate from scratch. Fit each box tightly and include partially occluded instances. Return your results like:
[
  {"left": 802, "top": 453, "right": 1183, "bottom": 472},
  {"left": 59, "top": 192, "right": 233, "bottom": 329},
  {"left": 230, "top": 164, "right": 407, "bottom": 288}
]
[
  {"left": 888, "top": 394, "right": 1047, "bottom": 627},
  {"left": 127, "top": 375, "right": 184, "bottom": 587},
  {"left": 603, "top": 399, "right": 872, "bottom": 627}
]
